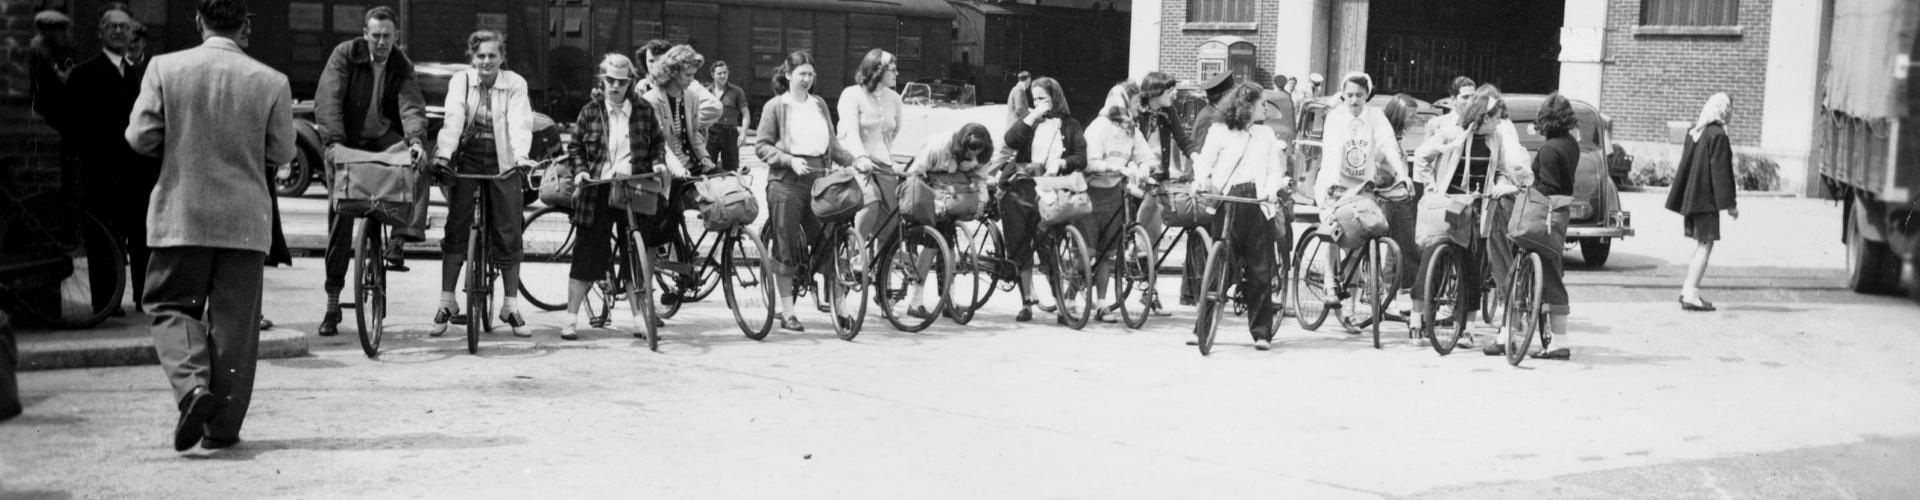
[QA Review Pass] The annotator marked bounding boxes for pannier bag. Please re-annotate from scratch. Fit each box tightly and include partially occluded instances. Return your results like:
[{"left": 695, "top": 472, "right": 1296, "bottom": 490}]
[
  {"left": 329, "top": 145, "right": 419, "bottom": 227},
  {"left": 609, "top": 174, "right": 670, "bottom": 216},
  {"left": 1415, "top": 192, "right": 1474, "bottom": 249},
  {"left": 1034, "top": 172, "right": 1093, "bottom": 226},
  {"left": 929, "top": 173, "right": 985, "bottom": 221},
  {"left": 811, "top": 170, "right": 866, "bottom": 221},
  {"left": 538, "top": 162, "right": 578, "bottom": 209},
  {"left": 1159, "top": 181, "right": 1212, "bottom": 228},
  {"left": 696, "top": 175, "right": 760, "bottom": 231},
  {"left": 1507, "top": 189, "right": 1572, "bottom": 254},
  {"left": 1329, "top": 193, "right": 1389, "bottom": 250},
  {"left": 896, "top": 174, "right": 938, "bottom": 226}
]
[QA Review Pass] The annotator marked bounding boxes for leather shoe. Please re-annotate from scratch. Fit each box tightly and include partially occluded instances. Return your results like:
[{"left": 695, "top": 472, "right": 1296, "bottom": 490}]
[
  {"left": 174, "top": 387, "right": 225, "bottom": 452},
  {"left": 384, "top": 242, "right": 409, "bottom": 272},
  {"left": 317, "top": 309, "right": 341, "bottom": 337},
  {"left": 258, "top": 315, "right": 273, "bottom": 330},
  {"left": 200, "top": 435, "right": 242, "bottom": 450}
]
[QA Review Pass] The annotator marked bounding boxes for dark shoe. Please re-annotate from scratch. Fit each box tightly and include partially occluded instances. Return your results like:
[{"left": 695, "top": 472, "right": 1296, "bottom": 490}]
[
  {"left": 174, "top": 387, "right": 224, "bottom": 452},
  {"left": 200, "top": 435, "right": 241, "bottom": 450},
  {"left": 501, "top": 310, "right": 530, "bottom": 337},
  {"left": 429, "top": 307, "right": 455, "bottom": 337},
  {"left": 907, "top": 306, "right": 934, "bottom": 319},
  {"left": 1147, "top": 297, "right": 1171, "bottom": 317},
  {"left": 1531, "top": 347, "right": 1570, "bottom": 360},
  {"left": 1015, "top": 308, "right": 1033, "bottom": 322},
  {"left": 780, "top": 315, "right": 805, "bottom": 332},
  {"left": 384, "top": 242, "right": 409, "bottom": 272},
  {"left": 317, "top": 309, "right": 341, "bottom": 337},
  {"left": 1483, "top": 342, "right": 1505, "bottom": 356},
  {"left": 258, "top": 315, "right": 273, "bottom": 331},
  {"left": 660, "top": 293, "right": 682, "bottom": 306},
  {"left": 1095, "top": 305, "right": 1119, "bottom": 323},
  {"left": 1680, "top": 296, "right": 1716, "bottom": 311}
]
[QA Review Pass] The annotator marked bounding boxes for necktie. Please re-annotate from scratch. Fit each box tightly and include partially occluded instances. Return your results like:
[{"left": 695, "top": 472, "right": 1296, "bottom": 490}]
[{"left": 119, "top": 58, "right": 129, "bottom": 78}]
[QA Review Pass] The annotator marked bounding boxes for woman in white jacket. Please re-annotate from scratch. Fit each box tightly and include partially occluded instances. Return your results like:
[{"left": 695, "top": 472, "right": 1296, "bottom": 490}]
[
  {"left": 1408, "top": 85, "right": 1535, "bottom": 351},
  {"left": 428, "top": 30, "right": 538, "bottom": 337},
  {"left": 1082, "top": 83, "right": 1154, "bottom": 323},
  {"left": 1191, "top": 83, "right": 1290, "bottom": 350}
]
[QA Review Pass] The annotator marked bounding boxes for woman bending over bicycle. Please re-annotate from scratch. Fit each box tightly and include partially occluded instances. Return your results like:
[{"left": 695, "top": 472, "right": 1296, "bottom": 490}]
[
  {"left": 902, "top": 123, "right": 996, "bottom": 317},
  {"left": 1083, "top": 83, "right": 1154, "bottom": 323},
  {"left": 557, "top": 53, "right": 670, "bottom": 340},
  {"left": 1193, "top": 83, "right": 1291, "bottom": 350},
  {"left": 756, "top": 50, "right": 857, "bottom": 332},
  {"left": 1409, "top": 85, "right": 1535, "bottom": 351},
  {"left": 996, "top": 77, "right": 1087, "bottom": 323},
  {"left": 429, "top": 30, "right": 538, "bottom": 337}
]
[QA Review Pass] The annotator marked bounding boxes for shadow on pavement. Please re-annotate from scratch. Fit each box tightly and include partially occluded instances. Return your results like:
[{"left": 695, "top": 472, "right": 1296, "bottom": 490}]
[
  {"left": 1410, "top": 433, "right": 1920, "bottom": 499},
  {"left": 189, "top": 432, "right": 531, "bottom": 461},
  {"left": 0, "top": 491, "right": 74, "bottom": 500}
]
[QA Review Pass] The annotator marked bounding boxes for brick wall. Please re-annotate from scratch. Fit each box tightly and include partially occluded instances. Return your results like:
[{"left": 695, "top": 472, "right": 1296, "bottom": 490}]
[
  {"left": 1, "top": 0, "right": 65, "bottom": 199},
  {"left": 1157, "top": 0, "right": 1281, "bottom": 88},
  {"left": 1599, "top": 0, "right": 1771, "bottom": 147}
]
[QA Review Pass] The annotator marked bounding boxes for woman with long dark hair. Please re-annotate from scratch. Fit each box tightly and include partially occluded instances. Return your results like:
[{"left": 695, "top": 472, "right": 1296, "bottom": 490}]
[
  {"left": 1134, "top": 71, "right": 1189, "bottom": 316},
  {"left": 901, "top": 123, "right": 997, "bottom": 317},
  {"left": 756, "top": 51, "right": 856, "bottom": 332},
  {"left": 1524, "top": 93, "right": 1581, "bottom": 359},
  {"left": 1192, "top": 83, "right": 1290, "bottom": 350},
  {"left": 997, "top": 77, "right": 1087, "bottom": 323}
]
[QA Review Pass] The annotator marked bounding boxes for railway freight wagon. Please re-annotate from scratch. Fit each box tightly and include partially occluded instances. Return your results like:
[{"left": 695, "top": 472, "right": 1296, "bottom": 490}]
[
  {"left": 549, "top": 0, "right": 954, "bottom": 114},
  {"left": 951, "top": 1, "right": 1131, "bottom": 123}
]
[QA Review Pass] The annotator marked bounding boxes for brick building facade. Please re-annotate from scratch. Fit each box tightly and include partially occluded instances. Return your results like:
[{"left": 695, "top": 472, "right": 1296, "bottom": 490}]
[
  {"left": 1600, "top": 0, "right": 1772, "bottom": 145},
  {"left": 1153, "top": 0, "right": 1281, "bottom": 88}
]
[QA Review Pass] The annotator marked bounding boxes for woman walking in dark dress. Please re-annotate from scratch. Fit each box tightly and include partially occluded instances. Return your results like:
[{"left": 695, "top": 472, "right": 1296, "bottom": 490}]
[{"left": 1666, "top": 93, "right": 1739, "bottom": 311}]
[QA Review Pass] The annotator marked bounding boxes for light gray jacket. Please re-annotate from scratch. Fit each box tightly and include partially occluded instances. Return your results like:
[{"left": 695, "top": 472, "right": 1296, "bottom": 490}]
[{"left": 125, "top": 36, "right": 296, "bottom": 252}]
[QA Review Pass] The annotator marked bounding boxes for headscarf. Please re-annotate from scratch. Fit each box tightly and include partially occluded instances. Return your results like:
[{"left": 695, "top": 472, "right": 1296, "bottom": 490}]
[
  {"left": 1689, "top": 93, "right": 1731, "bottom": 141},
  {"left": 1101, "top": 84, "right": 1137, "bottom": 135}
]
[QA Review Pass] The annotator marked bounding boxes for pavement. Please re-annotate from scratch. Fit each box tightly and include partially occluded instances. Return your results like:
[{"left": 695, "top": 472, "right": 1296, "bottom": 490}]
[{"left": 6, "top": 160, "right": 1920, "bottom": 497}]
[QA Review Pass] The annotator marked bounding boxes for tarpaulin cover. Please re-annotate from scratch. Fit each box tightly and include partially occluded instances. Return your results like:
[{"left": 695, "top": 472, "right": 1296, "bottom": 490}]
[{"left": 1822, "top": 0, "right": 1918, "bottom": 119}]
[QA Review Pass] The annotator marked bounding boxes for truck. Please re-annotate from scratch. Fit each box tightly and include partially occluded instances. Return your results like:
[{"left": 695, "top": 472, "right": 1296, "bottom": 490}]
[{"left": 1816, "top": 0, "right": 1920, "bottom": 300}]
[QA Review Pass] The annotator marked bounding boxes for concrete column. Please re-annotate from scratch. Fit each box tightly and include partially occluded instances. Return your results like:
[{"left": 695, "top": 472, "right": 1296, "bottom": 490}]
[
  {"left": 1129, "top": 0, "right": 1165, "bottom": 80},
  {"left": 1761, "top": 0, "right": 1827, "bottom": 195},
  {"left": 1556, "top": 0, "right": 1608, "bottom": 106},
  {"left": 1271, "top": 0, "right": 1321, "bottom": 85}
]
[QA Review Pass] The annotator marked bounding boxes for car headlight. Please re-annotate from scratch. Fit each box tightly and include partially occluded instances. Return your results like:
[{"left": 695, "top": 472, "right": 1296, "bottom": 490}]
[{"left": 1569, "top": 201, "right": 1592, "bottom": 220}]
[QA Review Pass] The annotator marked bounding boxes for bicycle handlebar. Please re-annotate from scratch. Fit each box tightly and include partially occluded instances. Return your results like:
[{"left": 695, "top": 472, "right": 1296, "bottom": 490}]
[
  {"left": 576, "top": 172, "right": 665, "bottom": 187},
  {"left": 445, "top": 154, "right": 569, "bottom": 180},
  {"left": 1199, "top": 193, "right": 1279, "bottom": 206}
]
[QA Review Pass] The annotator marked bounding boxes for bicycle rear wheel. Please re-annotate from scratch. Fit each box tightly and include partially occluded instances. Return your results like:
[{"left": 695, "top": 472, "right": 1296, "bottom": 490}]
[
  {"left": 1194, "top": 242, "right": 1229, "bottom": 355},
  {"left": 517, "top": 207, "right": 575, "bottom": 311},
  {"left": 1422, "top": 243, "right": 1471, "bottom": 355},
  {"left": 828, "top": 225, "right": 870, "bottom": 341},
  {"left": 626, "top": 229, "right": 660, "bottom": 351},
  {"left": 352, "top": 219, "right": 387, "bottom": 359},
  {"left": 1290, "top": 230, "right": 1335, "bottom": 331},
  {"left": 2, "top": 205, "right": 125, "bottom": 329},
  {"left": 1053, "top": 226, "right": 1094, "bottom": 330},
  {"left": 879, "top": 226, "right": 954, "bottom": 333},
  {"left": 951, "top": 222, "right": 1005, "bottom": 325},
  {"left": 1117, "top": 225, "right": 1156, "bottom": 330},
  {"left": 1505, "top": 252, "right": 1543, "bottom": 367},
  {"left": 722, "top": 230, "right": 775, "bottom": 340}
]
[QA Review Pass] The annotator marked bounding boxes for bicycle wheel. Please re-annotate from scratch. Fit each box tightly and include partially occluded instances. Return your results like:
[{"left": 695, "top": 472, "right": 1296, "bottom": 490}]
[
  {"left": 651, "top": 244, "right": 685, "bottom": 319},
  {"left": 2, "top": 205, "right": 125, "bottom": 329},
  {"left": 879, "top": 226, "right": 954, "bottom": 333},
  {"left": 1053, "top": 226, "right": 1094, "bottom": 330},
  {"left": 517, "top": 207, "right": 575, "bottom": 311},
  {"left": 951, "top": 222, "right": 1006, "bottom": 325},
  {"left": 1421, "top": 243, "right": 1471, "bottom": 355},
  {"left": 688, "top": 233, "right": 724, "bottom": 302},
  {"left": 1268, "top": 220, "right": 1293, "bottom": 330},
  {"left": 465, "top": 224, "right": 488, "bottom": 355},
  {"left": 1116, "top": 225, "right": 1156, "bottom": 329},
  {"left": 352, "top": 219, "right": 387, "bottom": 359},
  {"left": 1504, "top": 252, "right": 1543, "bottom": 367},
  {"left": 828, "top": 224, "right": 870, "bottom": 341},
  {"left": 1193, "top": 242, "right": 1229, "bottom": 356},
  {"left": 722, "top": 230, "right": 776, "bottom": 340},
  {"left": 626, "top": 229, "right": 660, "bottom": 351},
  {"left": 1479, "top": 247, "right": 1504, "bottom": 327},
  {"left": 1290, "top": 230, "right": 1335, "bottom": 331}
]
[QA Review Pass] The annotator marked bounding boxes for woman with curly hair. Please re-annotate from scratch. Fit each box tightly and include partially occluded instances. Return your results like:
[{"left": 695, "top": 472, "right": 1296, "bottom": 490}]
[
  {"left": 1192, "top": 83, "right": 1290, "bottom": 350},
  {"left": 838, "top": 48, "right": 905, "bottom": 241},
  {"left": 1523, "top": 92, "right": 1581, "bottom": 360}
]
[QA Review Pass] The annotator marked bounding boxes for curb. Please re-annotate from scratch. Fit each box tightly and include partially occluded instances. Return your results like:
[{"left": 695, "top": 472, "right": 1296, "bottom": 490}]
[
  {"left": 15, "top": 327, "right": 310, "bottom": 372},
  {"left": 1618, "top": 185, "right": 1802, "bottom": 199}
]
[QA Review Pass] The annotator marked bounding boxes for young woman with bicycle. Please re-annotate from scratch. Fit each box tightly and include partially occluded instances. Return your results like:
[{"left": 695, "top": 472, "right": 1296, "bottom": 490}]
[
  {"left": 837, "top": 49, "right": 905, "bottom": 243},
  {"left": 1518, "top": 93, "right": 1581, "bottom": 360},
  {"left": 1192, "top": 83, "right": 1290, "bottom": 351},
  {"left": 555, "top": 54, "right": 668, "bottom": 340},
  {"left": 1133, "top": 72, "right": 1191, "bottom": 317},
  {"left": 756, "top": 50, "right": 857, "bottom": 333},
  {"left": 1083, "top": 83, "right": 1154, "bottom": 324},
  {"left": 902, "top": 123, "right": 996, "bottom": 319},
  {"left": 429, "top": 30, "right": 538, "bottom": 337},
  {"left": 1301, "top": 73, "right": 1412, "bottom": 344},
  {"left": 997, "top": 77, "right": 1086, "bottom": 323},
  {"left": 1409, "top": 85, "right": 1535, "bottom": 353}
]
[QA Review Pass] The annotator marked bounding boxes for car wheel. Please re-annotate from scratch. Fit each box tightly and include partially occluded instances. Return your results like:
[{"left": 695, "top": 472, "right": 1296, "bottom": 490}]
[
  {"left": 275, "top": 146, "right": 316, "bottom": 197},
  {"left": 1579, "top": 239, "right": 1611, "bottom": 267}
]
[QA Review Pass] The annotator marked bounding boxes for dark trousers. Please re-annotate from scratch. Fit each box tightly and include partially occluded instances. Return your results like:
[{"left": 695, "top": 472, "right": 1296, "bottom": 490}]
[
  {"left": 441, "top": 139, "right": 523, "bottom": 268},
  {"left": 706, "top": 125, "right": 741, "bottom": 173},
  {"left": 1180, "top": 228, "right": 1207, "bottom": 305},
  {"left": 145, "top": 246, "right": 265, "bottom": 441},
  {"left": 79, "top": 165, "right": 154, "bottom": 310},
  {"left": 1215, "top": 183, "right": 1279, "bottom": 340},
  {"left": 1381, "top": 189, "right": 1421, "bottom": 290}
]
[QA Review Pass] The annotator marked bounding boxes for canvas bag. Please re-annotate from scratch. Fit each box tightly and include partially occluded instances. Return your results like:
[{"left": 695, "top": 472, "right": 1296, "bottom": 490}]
[
  {"left": 929, "top": 172, "right": 984, "bottom": 221},
  {"left": 329, "top": 145, "right": 418, "bottom": 227},
  {"left": 1329, "top": 193, "right": 1390, "bottom": 250},
  {"left": 1034, "top": 172, "right": 1092, "bottom": 226},
  {"left": 1507, "top": 188, "right": 1572, "bottom": 254},
  {"left": 1160, "top": 181, "right": 1212, "bottom": 228},
  {"left": 608, "top": 175, "right": 670, "bottom": 215},
  {"left": 1415, "top": 193, "right": 1474, "bottom": 248},
  {"left": 811, "top": 170, "right": 866, "bottom": 221},
  {"left": 896, "top": 174, "right": 938, "bottom": 226},
  {"left": 696, "top": 174, "right": 759, "bottom": 231},
  {"left": 538, "top": 162, "right": 578, "bottom": 209}
]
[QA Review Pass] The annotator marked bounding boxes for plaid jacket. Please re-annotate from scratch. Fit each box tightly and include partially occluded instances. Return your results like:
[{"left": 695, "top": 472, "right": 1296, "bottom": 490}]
[{"left": 567, "top": 94, "right": 668, "bottom": 227}]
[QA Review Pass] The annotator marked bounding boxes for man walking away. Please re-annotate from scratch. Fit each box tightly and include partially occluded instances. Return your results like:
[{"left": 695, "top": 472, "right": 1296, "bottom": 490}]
[
  {"left": 312, "top": 5, "right": 430, "bottom": 337},
  {"left": 125, "top": 0, "right": 296, "bottom": 453}
]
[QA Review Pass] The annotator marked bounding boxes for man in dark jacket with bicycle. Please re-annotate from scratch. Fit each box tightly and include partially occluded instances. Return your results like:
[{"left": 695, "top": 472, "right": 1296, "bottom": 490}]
[{"left": 312, "top": 5, "right": 429, "bottom": 337}]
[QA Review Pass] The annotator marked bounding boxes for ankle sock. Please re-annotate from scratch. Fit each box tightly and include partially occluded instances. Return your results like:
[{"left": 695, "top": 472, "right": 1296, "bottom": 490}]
[{"left": 325, "top": 292, "right": 340, "bottom": 311}]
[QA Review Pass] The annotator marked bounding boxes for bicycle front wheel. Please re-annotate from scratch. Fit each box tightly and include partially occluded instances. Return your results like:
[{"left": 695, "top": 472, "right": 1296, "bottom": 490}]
[
  {"left": 352, "top": 219, "right": 386, "bottom": 359},
  {"left": 465, "top": 224, "right": 489, "bottom": 355},
  {"left": 1505, "top": 251, "right": 1544, "bottom": 367},
  {"left": 517, "top": 207, "right": 575, "bottom": 312},
  {"left": 1421, "top": 243, "right": 1471, "bottom": 355},
  {"left": 950, "top": 221, "right": 1006, "bottom": 325},
  {"left": 723, "top": 230, "right": 776, "bottom": 340},
  {"left": 1117, "top": 225, "right": 1156, "bottom": 330},
  {"left": 828, "top": 225, "right": 870, "bottom": 341},
  {"left": 1193, "top": 241, "right": 1229, "bottom": 356},
  {"left": 1053, "top": 226, "right": 1094, "bottom": 330},
  {"left": 1290, "top": 230, "right": 1335, "bottom": 331},
  {"left": 626, "top": 229, "right": 660, "bottom": 351},
  {"left": 879, "top": 226, "right": 955, "bottom": 333},
  {"left": 2, "top": 204, "right": 125, "bottom": 329}
]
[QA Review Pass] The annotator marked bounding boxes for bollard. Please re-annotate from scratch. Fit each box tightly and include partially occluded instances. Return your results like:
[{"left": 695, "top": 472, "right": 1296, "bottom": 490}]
[{"left": 1, "top": 309, "right": 20, "bottom": 421}]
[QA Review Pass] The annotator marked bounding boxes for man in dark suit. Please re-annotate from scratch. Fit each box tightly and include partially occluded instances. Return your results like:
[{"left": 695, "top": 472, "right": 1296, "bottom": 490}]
[
  {"left": 67, "top": 5, "right": 159, "bottom": 313},
  {"left": 125, "top": 0, "right": 296, "bottom": 453}
]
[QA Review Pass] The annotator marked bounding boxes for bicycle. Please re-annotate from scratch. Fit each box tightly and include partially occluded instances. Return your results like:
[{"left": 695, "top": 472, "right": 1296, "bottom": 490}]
[
  {"left": 1146, "top": 187, "right": 1215, "bottom": 314},
  {"left": 647, "top": 171, "right": 777, "bottom": 340},
  {"left": 1033, "top": 187, "right": 1095, "bottom": 331},
  {"left": 331, "top": 149, "right": 432, "bottom": 359},
  {"left": 0, "top": 191, "right": 126, "bottom": 329},
  {"left": 782, "top": 168, "right": 871, "bottom": 341},
  {"left": 1191, "top": 193, "right": 1284, "bottom": 355},
  {"left": 1086, "top": 184, "right": 1158, "bottom": 329},
  {"left": 1416, "top": 190, "right": 1517, "bottom": 356},
  {"left": 865, "top": 169, "right": 956, "bottom": 333},
  {"left": 445, "top": 160, "right": 565, "bottom": 354},
  {"left": 1290, "top": 187, "right": 1405, "bottom": 349},
  {"left": 949, "top": 187, "right": 1012, "bottom": 326},
  {"left": 1500, "top": 241, "right": 1550, "bottom": 367}
]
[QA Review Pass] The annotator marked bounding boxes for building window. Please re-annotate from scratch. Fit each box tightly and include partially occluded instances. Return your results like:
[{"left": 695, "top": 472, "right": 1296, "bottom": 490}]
[
  {"left": 1188, "top": 0, "right": 1254, "bottom": 24},
  {"left": 1640, "top": 0, "right": 1737, "bottom": 26}
]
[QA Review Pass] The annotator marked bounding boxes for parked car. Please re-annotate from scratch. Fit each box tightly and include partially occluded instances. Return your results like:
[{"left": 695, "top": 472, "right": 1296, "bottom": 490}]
[
  {"left": 277, "top": 62, "right": 564, "bottom": 198},
  {"left": 1289, "top": 93, "right": 1632, "bottom": 266},
  {"left": 895, "top": 78, "right": 1009, "bottom": 163}
]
